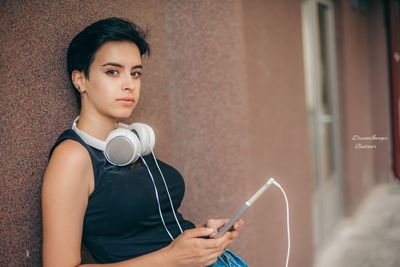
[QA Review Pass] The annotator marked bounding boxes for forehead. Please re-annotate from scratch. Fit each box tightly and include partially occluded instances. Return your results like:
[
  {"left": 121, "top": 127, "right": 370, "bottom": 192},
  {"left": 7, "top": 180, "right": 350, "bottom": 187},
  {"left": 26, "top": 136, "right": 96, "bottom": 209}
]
[{"left": 92, "top": 41, "right": 141, "bottom": 65}]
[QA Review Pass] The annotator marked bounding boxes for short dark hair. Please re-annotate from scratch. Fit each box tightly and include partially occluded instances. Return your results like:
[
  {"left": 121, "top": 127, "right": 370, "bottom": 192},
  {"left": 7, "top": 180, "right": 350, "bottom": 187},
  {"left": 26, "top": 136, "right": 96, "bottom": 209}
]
[{"left": 67, "top": 17, "right": 151, "bottom": 108}]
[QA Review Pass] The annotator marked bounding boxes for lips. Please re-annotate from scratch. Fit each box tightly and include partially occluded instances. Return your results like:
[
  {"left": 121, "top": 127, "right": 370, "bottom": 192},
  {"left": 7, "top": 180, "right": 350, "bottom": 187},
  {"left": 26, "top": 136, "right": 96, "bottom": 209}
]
[
  {"left": 117, "top": 97, "right": 135, "bottom": 101},
  {"left": 117, "top": 97, "right": 135, "bottom": 106}
]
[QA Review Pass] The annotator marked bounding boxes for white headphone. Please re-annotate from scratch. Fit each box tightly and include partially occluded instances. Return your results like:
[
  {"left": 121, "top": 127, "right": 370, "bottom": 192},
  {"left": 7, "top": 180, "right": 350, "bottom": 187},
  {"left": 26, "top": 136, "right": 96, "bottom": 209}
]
[{"left": 71, "top": 116, "right": 155, "bottom": 166}]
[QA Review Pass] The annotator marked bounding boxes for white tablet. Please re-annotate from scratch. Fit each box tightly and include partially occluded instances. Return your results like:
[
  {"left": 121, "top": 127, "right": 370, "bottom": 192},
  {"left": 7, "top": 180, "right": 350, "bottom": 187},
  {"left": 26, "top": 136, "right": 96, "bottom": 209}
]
[{"left": 215, "top": 178, "right": 275, "bottom": 238}]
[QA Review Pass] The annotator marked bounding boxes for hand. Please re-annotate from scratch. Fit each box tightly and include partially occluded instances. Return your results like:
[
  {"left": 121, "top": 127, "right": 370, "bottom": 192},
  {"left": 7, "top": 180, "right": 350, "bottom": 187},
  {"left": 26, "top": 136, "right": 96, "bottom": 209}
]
[
  {"left": 164, "top": 227, "right": 231, "bottom": 267},
  {"left": 203, "top": 218, "right": 245, "bottom": 247}
]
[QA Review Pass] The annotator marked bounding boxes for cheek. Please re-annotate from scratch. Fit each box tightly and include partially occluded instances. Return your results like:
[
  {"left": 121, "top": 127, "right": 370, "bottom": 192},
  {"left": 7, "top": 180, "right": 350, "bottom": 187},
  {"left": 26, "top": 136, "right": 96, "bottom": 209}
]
[
  {"left": 95, "top": 79, "right": 116, "bottom": 97},
  {"left": 87, "top": 87, "right": 114, "bottom": 108},
  {"left": 135, "top": 81, "right": 141, "bottom": 96}
]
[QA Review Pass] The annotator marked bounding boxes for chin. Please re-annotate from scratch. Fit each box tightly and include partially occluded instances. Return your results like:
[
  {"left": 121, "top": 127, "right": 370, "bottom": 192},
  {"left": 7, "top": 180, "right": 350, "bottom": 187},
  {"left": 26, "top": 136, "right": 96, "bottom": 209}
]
[
  {"left": 108, "top": 105, "right": 137, "bottom": 120},
  {"left": 115, "top": 114, "right": 132, "bottom": 120},
  {"left": 113, "top": 110, "right": 135, "bottom": 120}
]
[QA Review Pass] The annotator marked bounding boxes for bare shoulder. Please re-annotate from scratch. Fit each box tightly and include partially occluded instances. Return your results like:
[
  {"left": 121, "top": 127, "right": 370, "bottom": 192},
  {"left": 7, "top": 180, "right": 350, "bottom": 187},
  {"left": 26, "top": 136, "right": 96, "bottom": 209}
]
[
  {"left": 43, "top": 139, "right": 94, "bottom": 197},
  {"left": 50, "top": 139, "right": 91, "bottom": 166}
]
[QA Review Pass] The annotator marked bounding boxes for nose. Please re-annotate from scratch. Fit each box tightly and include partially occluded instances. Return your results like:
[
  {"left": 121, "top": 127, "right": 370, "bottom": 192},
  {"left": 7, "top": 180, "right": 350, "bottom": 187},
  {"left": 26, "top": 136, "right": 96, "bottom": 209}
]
[{"left": 122, "top": 73, "right": 136, "bottom": 91}]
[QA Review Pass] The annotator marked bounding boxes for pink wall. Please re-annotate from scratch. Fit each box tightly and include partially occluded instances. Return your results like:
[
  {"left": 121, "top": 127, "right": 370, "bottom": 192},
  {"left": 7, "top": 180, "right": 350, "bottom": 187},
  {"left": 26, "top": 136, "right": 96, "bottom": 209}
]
[
  {"left": 241, "top": 1, "right": 314, "bottom": 266},
  {"left": 368, "top": 0, "right": 392, "bottom": 184},
  {"left": 335, "top": 0, "right": 392, "bottom": 215},
  {"left": 0, "top": 0, "right": 260, "bottom": 265}
]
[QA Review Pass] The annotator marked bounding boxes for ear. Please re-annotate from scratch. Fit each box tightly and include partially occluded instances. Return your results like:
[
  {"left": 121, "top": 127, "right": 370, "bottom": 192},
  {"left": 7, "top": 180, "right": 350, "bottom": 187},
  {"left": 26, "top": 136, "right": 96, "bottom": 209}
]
[{"left": 71, "top": 70, "right": 86, "bottom": 93}]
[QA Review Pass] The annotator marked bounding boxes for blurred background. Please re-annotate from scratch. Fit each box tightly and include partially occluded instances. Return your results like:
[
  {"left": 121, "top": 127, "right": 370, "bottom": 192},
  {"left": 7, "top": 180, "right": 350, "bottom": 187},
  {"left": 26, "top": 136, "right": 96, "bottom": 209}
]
[{"left": 0, "top": 0, "right": 399, "bottom": 266}]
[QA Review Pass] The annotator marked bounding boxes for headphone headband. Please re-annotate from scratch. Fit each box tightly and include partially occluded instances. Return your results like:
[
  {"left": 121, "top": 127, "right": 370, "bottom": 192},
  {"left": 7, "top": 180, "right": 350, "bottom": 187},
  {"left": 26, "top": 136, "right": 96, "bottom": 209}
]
[{"left": 72, "top": 116, "right": 106, "bottom": 151}]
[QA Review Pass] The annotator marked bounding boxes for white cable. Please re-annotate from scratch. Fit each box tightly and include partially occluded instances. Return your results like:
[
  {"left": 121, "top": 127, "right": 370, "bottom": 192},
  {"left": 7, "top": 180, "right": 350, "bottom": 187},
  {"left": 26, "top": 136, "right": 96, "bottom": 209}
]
[
  {"left": 139, "top": 155, "right": 175, "bottom": 241},
  {"left": 150, "top": 150, "right": 184, "bottom": 234},
  {"left": 269, "top": 178, "right": 290, "bottom": 267}
]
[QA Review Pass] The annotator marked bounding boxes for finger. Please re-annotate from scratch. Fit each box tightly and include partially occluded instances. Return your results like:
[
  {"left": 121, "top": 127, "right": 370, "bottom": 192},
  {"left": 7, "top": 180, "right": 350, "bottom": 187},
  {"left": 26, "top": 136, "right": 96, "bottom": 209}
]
[
  {"left": 209, "top": 231, "right": 218, "bottom": 239},
  {"left": 221, "top": 218, "right": 230, "bottom": 228},
  {"left": 182, "top": 227, "right": 215, "bottom": 239},
  {"left": 233, "top": 218, "right": 244, "bottom": 229},
  {"left": 203, "top": 248, "right": 225, "bottom": 265},
  {"left": 204, "top": 253, "right": 221, "bottom": 267},
  {"left": 210, "top": 249, "right": 225, "bottom": 259},
  {"left": 201, "top": 230, "right": 231, "bottom": 248},
  {"left": 204, "top": 231, "right": 231, "bottom": 249},
  {"left": 222, "top": 237, "right": 231, "bottom": 250},
  {"left": 207, "top": 218, "right": 230, "bottom": 230},
  {"left": 226, "top": 231, "right": 238, "bottom": 248},
  {"left": 229, "top": 230, "right": 238, "bottom": 240},
  {"left": 215, "top": 232, "right": 231, "bottom": 248},
  {"left": 199, "top": 238, "right": 224, "bottom": 249},
  {"left": 205, "top": 258, "right": 219, "bottom": 267}
]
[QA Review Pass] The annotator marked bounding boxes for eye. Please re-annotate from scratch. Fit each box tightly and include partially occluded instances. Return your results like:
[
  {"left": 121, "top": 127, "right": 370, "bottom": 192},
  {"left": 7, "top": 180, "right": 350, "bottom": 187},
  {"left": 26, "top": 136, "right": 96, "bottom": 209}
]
[
  {"left": 132, "top": 71, "right": 142, "bottom": 78},
  {"left": 106, "top": 69, "right": 119, "bottom": 76}
]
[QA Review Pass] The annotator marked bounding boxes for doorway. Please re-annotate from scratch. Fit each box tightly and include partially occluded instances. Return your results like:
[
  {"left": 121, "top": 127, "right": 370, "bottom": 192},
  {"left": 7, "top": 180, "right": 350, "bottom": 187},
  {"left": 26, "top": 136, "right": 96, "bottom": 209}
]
[{"left": 301, "top": 0, "right": 344, "bottom": 249}]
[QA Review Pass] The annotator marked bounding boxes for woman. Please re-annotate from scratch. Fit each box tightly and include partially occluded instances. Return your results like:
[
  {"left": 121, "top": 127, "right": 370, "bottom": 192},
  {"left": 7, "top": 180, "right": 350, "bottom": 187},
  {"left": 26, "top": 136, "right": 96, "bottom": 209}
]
[{"left": 41, "top": 17, "right": 247, "bottom": 267}]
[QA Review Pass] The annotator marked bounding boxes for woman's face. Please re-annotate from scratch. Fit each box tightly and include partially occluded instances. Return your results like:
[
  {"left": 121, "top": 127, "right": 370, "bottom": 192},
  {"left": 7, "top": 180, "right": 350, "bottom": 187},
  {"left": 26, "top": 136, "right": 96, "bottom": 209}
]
[{"left": 78, "top": 40, "right": 142, "bottom": 120}]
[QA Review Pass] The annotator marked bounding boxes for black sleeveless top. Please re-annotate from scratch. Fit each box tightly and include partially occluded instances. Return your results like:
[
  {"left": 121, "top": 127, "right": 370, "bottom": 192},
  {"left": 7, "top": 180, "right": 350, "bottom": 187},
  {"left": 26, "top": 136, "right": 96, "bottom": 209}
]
[{"left": 48, "top": 129, "right": 196, "bottom": 263}]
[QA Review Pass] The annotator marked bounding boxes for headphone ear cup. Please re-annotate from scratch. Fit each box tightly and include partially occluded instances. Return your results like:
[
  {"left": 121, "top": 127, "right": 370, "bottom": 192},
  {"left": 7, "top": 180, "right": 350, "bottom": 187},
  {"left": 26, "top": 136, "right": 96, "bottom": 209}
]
[
  {"left": 144, "top": 124, "right": 155, "bottom": 154},
  {"left": 130, "top": 123, "right": 155, "bottom": 155},
  {"left": 104, "top": 128, "right": 141, "bottom": 166}
]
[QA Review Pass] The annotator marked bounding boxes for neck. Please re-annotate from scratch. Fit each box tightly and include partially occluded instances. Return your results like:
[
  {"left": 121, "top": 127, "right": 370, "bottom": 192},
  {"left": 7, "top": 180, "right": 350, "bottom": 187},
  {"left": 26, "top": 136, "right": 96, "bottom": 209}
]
[{"left": 76, "top": 112, "right": 118, "bottom": 141}]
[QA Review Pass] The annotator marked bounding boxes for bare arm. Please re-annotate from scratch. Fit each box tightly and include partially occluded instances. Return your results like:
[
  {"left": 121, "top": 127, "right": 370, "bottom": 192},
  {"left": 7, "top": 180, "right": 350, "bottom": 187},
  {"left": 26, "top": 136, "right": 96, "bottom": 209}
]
[
  {"left": 42, "top": 140, "right": 92, "bottom": 266},
  {"left": 42, "top": 140, "right": 230, "bottom": 267}
]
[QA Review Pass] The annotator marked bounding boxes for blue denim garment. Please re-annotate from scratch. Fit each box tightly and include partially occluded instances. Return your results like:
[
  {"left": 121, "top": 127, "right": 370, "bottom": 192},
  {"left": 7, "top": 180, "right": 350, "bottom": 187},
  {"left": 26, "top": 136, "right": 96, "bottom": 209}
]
[{"left": 208, "top": 249, "right": 249, "bottom": 267}]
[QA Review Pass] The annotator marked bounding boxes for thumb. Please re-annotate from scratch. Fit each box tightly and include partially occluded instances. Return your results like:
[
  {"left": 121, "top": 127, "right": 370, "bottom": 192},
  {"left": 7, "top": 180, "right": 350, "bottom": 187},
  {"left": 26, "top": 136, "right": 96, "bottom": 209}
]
[
  {"left": 207, "top": 219, "right": 230, "bottom": 230},
  {"left": 182, "top": 227, "right": 215, "bottom": 239}
]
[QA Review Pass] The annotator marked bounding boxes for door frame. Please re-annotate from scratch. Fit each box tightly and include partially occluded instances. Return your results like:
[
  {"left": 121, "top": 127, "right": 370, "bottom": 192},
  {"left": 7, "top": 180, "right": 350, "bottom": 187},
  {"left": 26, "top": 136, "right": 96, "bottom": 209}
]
[{"left": 301, "top": 0, "right": 344, "bottom": 249}]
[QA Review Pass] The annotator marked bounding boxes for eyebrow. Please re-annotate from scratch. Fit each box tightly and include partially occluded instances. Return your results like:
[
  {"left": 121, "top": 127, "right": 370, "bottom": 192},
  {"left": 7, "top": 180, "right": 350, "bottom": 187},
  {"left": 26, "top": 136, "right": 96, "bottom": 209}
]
[{"left": 102, "top": 62, "right": 143, "bottom": 69}]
